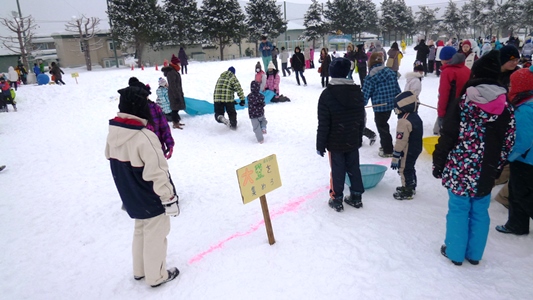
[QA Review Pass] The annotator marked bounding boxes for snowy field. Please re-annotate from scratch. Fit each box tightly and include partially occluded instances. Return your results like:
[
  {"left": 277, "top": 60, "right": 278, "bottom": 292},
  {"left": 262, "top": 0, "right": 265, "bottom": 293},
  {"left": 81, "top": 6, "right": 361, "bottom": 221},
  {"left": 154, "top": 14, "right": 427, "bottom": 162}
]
[{"left": 1, "top": 47, "right": 532, "bottom": 299}]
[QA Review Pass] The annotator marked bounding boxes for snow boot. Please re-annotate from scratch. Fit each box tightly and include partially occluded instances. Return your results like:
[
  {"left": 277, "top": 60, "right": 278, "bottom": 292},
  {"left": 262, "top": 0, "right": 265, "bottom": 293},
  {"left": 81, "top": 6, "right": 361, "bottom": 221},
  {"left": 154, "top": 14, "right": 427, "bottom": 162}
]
[
  {"left": 393, "top": 187, "right": 415, "bottom": 200},
  {"left": 328, "top": 197, "right": 344, "bottom": 212},
  {"left": 151, "top": 267, "right": 180, "bottom": 288},
  {"left": 495, "top": 225, "right": 529, "bottom": 235},
  {"left": 378, "top": 147, "right": 393, "bottom": 158},
  {"left": 395, "top": 186, "right": 416, "bottom": 195},
  {"left": 440, "top": 245, "right": 462, "bottom": 266},
  {"left": 217, "top": 115, "right": 230, "bottom": 127},
  {"left": 172, "top": 122, "right": 183, "bottom": 129},
  {"left": 344, "top": 193, "right": 363, "bottom": 208},
  {"left": 0, "top": 165, "right": 5, "bottom": 172}
]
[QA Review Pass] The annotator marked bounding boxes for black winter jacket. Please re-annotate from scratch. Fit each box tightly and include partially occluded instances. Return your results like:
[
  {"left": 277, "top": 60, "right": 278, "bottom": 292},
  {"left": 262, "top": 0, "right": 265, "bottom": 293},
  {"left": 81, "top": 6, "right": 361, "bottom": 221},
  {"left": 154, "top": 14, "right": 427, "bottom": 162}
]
[{"left": 317, "top": 79, "right": 365, "bottom": 153}]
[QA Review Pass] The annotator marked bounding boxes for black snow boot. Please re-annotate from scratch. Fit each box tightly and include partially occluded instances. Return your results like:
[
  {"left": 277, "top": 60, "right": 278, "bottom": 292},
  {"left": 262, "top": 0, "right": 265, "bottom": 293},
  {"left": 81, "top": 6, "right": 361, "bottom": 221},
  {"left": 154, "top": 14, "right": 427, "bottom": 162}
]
[
  {"left": 328, "top": 197, "right": 344, "bottom": 212},
  {"left": 344, "top": 193, "right": 363, "bottom": 208},
  {"left": 393, "top": 186, "right": 415, "bottom": 200},
  {"left": 440, "top": 245, "right": 462, "bottom": 266},
  {"left": 151, "top": 267, "right": 180, "bottom": 288}
]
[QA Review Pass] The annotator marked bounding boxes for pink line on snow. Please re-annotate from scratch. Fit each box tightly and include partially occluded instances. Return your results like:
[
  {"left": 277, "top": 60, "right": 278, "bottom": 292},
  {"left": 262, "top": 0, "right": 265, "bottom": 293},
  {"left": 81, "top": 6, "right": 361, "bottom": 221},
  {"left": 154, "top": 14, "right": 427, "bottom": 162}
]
[{"left": 188, "top": 186, "right": 329, "bottom": 264}]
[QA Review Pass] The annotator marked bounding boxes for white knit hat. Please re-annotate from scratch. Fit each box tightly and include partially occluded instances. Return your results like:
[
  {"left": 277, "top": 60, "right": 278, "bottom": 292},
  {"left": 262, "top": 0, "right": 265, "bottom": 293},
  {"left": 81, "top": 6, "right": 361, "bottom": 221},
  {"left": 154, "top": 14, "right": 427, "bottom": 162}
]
[
  {"left": 267, "top": 61, "right": 276, "bottom": 70},
  {"left": 158, "top": 77, "right": 167, "bottom": 87}
]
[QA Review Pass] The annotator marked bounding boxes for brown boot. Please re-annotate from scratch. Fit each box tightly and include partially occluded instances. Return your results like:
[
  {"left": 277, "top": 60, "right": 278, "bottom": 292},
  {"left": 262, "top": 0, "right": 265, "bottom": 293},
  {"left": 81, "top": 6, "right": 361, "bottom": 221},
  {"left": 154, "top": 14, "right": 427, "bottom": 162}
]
[{"left": 172, "top": 122, "right": 183, "bottom": 129}]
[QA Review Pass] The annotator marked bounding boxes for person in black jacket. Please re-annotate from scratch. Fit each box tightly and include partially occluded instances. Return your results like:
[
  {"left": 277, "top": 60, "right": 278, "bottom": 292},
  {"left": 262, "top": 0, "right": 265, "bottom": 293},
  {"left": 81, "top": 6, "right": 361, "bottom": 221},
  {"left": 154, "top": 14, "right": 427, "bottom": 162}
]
[
  {"left": 355, "top": 44, "right": 368, "bottom": 86},
  {"left": 291, "top": 46, "right": 307, "bottom": 86},
  {"left": 317, "top": 58, "right": 366, "bottom": 212},
  {"left": 414, "top": 39, "right": 430, "bottom": 76}
]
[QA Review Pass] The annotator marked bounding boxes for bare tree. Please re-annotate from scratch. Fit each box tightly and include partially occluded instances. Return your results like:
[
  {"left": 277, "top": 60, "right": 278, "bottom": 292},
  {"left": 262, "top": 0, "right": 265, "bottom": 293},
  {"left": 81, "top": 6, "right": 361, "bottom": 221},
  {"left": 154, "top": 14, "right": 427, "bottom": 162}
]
[
  {"left": 65, "top": 16, "right": 102, "bottom": 71},
  {"left": 0, "top": 14, "right": 37, "bottom": 71}
]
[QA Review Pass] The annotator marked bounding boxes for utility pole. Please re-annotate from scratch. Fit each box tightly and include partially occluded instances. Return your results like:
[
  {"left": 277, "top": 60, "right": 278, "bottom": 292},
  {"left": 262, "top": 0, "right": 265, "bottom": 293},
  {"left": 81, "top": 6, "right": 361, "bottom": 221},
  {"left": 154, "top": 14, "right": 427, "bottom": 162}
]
[
  {"left": 15, "top": 0, "right": 30, "bottom": 71},
  {"left": 284, "top": 1, "right": 287, "bottom": 49},
  {"left": 106, "top": 0, "right": 120, "bottom": 68}
]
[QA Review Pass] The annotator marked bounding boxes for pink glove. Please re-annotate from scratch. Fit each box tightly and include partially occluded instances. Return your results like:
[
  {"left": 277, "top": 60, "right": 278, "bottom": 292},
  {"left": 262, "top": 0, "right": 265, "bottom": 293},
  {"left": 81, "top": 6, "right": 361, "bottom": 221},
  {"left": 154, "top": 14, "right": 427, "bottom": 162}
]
[{"left": 165, "top": 147, "right": 173, "bottom": 159}]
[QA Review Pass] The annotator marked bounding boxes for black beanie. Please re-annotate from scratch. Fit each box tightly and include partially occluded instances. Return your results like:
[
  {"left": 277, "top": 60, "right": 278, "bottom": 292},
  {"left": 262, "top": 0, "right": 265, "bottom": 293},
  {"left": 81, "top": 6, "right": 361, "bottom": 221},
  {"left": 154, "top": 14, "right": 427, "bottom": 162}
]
[
  {"left": 471, "top": 50, "right": 501, "bottom": 80},
  {"left": 118, "top": 86, "right": 150, "bottom": 118},
  {"left": 329, "top": 57, "right": 351, "bottom": 78},
  {"left": 499, "top": 45, "right": 520, "bottom": 65},
  {"left": 128, "top": 77, "right": 140, "bottom": 86}
]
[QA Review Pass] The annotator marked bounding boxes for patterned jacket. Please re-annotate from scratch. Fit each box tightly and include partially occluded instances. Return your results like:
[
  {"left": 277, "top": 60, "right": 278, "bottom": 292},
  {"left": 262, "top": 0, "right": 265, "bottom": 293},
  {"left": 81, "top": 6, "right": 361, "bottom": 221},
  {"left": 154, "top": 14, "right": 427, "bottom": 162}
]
[
  {"left": 146, "top": 101, "right": 174, "bottom": 155},
  {"left": 247, "top": 81, "right": 265, "bottom": 119},
  {"left": 362, "top": 65, "right": 402, "bottom": 112},
  {"left": 433, "top": 80, "right": 515, "bottom": 197},
  {"left": 214, "top": 71, "right": 245, "bottom": 103},
  {"left": 156, "top": 86, "right": 172, "bottom": 114}
]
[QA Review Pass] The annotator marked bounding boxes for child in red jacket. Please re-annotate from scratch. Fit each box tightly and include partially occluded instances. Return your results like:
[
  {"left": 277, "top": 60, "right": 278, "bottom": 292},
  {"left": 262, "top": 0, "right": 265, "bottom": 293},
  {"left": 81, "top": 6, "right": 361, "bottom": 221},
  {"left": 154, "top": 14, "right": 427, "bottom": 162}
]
[{"left": 0, "top": 77, "right": 16, "bottom": 112}]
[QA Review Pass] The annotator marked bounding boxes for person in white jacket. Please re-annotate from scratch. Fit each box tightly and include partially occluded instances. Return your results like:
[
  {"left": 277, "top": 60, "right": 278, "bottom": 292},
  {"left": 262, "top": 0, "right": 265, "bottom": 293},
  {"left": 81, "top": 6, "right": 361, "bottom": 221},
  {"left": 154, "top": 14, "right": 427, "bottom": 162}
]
[
  {"left": 7, "top": 66, "right": 18, "bottom": 91},
  {"left": 404, "top": 61, "right": 424, "bottom": 96}
]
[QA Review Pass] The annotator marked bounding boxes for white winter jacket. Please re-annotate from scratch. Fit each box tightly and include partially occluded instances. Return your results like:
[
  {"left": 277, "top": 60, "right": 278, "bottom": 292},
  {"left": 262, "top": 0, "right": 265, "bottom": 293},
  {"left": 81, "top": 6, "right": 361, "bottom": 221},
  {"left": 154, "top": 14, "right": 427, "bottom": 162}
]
[
  {"left": 404, "top": 72, "right": 423, "bottom": 97},
  {"left": 7, "top": 67, "right": 18, "bottom": 82}
]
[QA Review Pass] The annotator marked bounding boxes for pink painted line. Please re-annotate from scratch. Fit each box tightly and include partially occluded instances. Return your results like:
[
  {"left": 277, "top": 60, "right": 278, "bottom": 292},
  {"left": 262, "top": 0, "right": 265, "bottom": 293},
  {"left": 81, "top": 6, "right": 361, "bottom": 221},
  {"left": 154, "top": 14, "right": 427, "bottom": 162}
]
[
  {"left": 188, "top": 186, "right": 329, "bottom": 264},
  {"left": 373, "top": 159, "right": 390, "bottom": 165}
]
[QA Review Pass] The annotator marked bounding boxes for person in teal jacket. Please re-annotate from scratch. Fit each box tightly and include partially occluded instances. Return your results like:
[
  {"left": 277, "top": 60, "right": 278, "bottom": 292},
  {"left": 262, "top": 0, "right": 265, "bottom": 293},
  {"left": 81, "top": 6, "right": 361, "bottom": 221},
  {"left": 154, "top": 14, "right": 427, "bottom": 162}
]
[{"left": 496, "top": 66, "right": 533, "bottom": 235}]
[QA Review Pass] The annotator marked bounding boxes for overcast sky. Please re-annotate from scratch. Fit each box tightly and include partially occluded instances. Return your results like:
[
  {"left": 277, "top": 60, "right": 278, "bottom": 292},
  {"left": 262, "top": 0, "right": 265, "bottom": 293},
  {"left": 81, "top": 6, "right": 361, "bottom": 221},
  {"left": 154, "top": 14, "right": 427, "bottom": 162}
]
[{"left": 1, "top": 0, "right": 464, "bottom": 39}]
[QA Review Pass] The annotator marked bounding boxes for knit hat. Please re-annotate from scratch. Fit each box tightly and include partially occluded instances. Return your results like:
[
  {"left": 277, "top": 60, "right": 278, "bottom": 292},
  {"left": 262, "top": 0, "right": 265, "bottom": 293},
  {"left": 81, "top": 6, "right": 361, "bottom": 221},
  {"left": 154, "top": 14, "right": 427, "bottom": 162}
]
[
  {"left": 171, "top": 54, "right": 180, "bottom": 65},
  {"left": 267, "top": 61, "right": 276, "bottom": 70},
  {"left": 329, "top": 57, "right": 351, "bottom": 78},
  {"left": 128, "top": 77, "right": 140, "bottom": 86},
  {"left": 471, "top": 50, "right": 501, "bottom": 80},
  {"left": 462, "top": 40, "right": 471, "bottom": 48},
  {"left": 118, "top": 86, "right": 149, "bottom": 117},
  {"left": 255, "top": 61, "right": 262, "bottom": 72},
  {"left": 499, "top": 45, "right": 520, "bottom": 65},
  {"left": 439, "top": 46, "right": 457, "bottom": 61},
  {"left": 509, "top": 66, "right": 533, "bottom": 104},
  {"left": 437, "top": 40, "right": 444, "bottom": 47},
  {"left": 228, "top": 66, "right": 235, "bottom": 74},
  {"left": 158, "top": 77, "right": 167, "bottom": 87},
  {"left": 413, "top": 60, "right": 424, "bottom": 72},
  {"left": 368, "top": 52, "right": 384, "bottom": 68}
]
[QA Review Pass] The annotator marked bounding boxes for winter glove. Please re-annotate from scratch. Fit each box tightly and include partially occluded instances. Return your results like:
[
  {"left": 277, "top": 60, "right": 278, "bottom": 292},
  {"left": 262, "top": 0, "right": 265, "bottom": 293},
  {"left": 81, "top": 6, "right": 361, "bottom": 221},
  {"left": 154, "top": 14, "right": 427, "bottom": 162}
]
[
  {"left": 162, "top": 195, "right": 180, "bottom": 217},
  {"left": 165, "top": 147, "right": 173, "bottom": 160},
  {"left": 437, "top": 117, "right": 444, "bottom": 130},
  {"left": 239, "top": 100, "right": 245, "bottom": 106},
  {"left": 390, "top": 151, "right": 402, "bottom": 170},
  {"left": 317, "top": 150, "right": 325, "bottom": 157},
  {"left": 432, "top": 165, "right": 442, "bottom": 179}
]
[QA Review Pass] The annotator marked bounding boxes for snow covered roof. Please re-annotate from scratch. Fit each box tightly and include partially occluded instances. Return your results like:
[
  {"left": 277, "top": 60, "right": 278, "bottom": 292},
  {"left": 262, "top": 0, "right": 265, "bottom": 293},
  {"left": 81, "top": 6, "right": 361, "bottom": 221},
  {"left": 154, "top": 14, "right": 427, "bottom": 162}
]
[{"left": 286, "top": 20, "right": 305, "bottom": 31}]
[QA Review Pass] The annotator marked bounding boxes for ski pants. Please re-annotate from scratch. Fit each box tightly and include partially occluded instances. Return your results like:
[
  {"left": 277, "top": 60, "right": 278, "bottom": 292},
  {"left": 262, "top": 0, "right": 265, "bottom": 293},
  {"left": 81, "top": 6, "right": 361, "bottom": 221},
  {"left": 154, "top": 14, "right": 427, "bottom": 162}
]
[
  {"left": 250, "top": 115, "right": 268, "bottom": 142},
  {"left": 374, "top": 110, "right": 393, "bottom": 154},
  {"left": 133, "top": 213, "right": 170, "bottom": 286},
  {"left": 214, "top": 101, "right": 237, "bottom": 128},
  {"left": 398, "top": 149, "right": 420, "bottom": 188},
  {"left": 357, "top": 64, "right": 367, "bottom": 86},
  {"left": 328, "top": 149, "right": 364, "bottom": 200},
  {"left": 262, "top": 56, "right": 272, "bottom": 71},
  {"left": 504, "top": 161, "right": 533, "bottom": 234},
  {"left": 435, "top": 61, "right": 443, "bottom": 76},
  {"left": 444, "top": 191, "right": 491, "bottom": 263},
  {"left": 281, "top": 62, "right": 291, "bottom": 76}
]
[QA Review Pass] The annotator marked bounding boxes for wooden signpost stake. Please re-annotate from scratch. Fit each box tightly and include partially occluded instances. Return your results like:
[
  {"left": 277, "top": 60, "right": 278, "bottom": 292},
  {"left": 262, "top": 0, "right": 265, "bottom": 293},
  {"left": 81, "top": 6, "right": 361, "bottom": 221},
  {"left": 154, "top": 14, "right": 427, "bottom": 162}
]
[
  {"left": 71, "top": 72, "right": 79, "bottom": 84},
  {"left": 236, "top": 154, "right": 282, "bottom": 245}
]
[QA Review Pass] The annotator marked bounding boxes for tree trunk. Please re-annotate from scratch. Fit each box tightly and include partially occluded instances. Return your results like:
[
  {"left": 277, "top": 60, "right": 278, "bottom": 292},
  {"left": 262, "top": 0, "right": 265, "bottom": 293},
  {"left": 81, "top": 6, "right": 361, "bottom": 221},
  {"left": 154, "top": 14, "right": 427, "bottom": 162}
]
[
  {"left": 84, "top": 40, "right": 92, "bottom": 71},
  {"left": 255, "top": 40, "right": 259, "bottom": 57},
  {"left": 136, "top": 40, "right": 144, "bottom": 68},
  {"left": 220, "top": 42, "right": 225, "bottom": 61}
]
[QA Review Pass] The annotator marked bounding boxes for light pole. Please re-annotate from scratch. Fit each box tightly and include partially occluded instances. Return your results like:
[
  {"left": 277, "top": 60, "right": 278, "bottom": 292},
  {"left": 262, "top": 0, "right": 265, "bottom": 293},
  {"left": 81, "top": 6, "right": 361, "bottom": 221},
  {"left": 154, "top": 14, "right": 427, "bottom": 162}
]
[{"left": 106, "top": 0, "right": 120, "bottom": 68}]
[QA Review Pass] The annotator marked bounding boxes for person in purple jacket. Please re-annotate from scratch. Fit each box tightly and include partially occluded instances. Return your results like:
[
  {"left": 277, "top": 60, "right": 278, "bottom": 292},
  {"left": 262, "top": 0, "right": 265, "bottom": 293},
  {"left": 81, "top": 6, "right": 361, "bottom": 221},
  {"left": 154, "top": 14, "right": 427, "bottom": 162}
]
[
  {"left": 129, "top": 77, "right": 175, "bottom": 159},
  {"left": 178, "top": 47, "right": 188, "bottom": 75}
]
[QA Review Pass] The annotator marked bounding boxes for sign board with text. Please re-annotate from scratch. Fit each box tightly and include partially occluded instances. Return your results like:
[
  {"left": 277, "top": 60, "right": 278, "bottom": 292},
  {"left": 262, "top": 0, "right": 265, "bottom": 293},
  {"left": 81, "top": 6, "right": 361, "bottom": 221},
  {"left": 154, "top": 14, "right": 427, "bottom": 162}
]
[{"left": 236, "top": 154, "right": 282, "bottom": 204}]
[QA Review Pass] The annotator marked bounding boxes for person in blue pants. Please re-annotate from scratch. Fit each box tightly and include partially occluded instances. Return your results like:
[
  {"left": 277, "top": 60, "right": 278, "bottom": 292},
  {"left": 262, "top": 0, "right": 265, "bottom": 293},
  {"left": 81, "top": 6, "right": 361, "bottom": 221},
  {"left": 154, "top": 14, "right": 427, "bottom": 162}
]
[{"left": 432, "top": 50, "right": 515, "bottom": 266}]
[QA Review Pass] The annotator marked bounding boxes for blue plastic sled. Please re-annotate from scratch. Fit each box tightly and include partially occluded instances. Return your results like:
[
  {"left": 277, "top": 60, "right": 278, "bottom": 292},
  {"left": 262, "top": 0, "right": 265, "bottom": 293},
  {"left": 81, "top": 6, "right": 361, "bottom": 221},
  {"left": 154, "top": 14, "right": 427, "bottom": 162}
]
[{"left": 184, "top": 90, "right": 276, "bottom": 116}]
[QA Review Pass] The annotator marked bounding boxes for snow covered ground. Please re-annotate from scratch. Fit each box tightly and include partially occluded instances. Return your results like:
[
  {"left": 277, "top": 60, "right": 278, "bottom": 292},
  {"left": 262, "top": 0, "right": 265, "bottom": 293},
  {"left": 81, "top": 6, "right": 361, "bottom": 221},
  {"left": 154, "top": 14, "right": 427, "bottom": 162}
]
[{"left": 1, "top": 47, "right": 532, "bottom": 299}]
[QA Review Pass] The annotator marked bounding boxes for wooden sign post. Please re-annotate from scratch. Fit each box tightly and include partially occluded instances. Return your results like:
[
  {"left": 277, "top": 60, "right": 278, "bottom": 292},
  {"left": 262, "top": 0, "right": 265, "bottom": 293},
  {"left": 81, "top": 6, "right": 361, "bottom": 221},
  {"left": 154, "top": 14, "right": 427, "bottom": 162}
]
[
  {"left": 236, "top": 154, "right": 282, "bottom": 245},
  {"left": 71, "top": 72, "right": 79, "bottom": 84}
]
